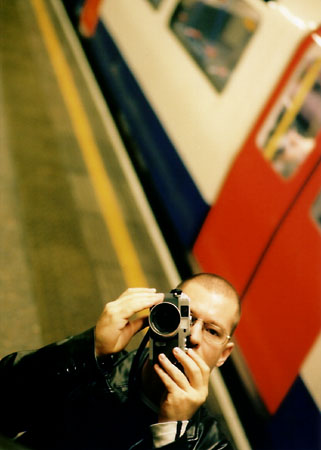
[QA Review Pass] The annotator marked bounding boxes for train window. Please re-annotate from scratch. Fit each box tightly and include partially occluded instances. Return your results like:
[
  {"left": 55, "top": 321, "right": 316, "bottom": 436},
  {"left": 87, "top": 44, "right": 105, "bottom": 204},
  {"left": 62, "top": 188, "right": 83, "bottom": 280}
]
[
  {"left": 170, "top": 0, "right": 259, "bottom": 92},
  {"left": 311, "top": 191, "right": 321, "bottom": 231},
  {"left": 147, "top": 0, "right": 162, "bottom": 7},
  {"left": 257, "top": 45, "right": 321, "bottom": 178}
]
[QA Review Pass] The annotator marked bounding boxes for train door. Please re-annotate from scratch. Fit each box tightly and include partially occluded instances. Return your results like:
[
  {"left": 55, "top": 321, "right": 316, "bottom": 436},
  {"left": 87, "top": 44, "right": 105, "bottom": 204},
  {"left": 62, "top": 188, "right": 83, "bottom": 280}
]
[
  {"left": 194, "top": 27, "right": 321, "bottom": 448},
  {"left": 194, "top": 27, "right": 321, "bottom": 296}
]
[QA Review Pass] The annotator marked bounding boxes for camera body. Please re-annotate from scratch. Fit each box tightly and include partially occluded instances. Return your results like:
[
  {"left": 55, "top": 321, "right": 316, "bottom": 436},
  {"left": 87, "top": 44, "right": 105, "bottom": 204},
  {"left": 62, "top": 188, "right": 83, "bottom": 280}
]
[{"left": 149, "top": 289, "right": 191, "bottom": 365}]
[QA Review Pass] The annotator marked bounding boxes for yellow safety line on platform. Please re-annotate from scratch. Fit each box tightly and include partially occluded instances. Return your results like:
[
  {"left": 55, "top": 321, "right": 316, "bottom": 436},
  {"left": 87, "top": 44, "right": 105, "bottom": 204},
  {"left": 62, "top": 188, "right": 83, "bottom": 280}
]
[{"left": 30, "top": 0, "right": 147, "bottom": 288}]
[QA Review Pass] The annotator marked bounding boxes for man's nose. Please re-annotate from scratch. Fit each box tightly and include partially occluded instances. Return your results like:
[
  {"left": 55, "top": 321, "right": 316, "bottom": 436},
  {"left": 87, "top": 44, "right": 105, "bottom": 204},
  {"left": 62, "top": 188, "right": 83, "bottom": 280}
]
[{"left": 189, "top": 319, "right": 203, "bottom": 346}]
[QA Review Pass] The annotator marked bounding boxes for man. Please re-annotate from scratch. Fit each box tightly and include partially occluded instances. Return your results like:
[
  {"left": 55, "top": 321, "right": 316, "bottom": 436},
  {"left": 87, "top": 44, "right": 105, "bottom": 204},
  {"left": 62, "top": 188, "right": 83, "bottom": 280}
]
[{"left": 0, "top": 273, "right": 240, "bottom": 449}]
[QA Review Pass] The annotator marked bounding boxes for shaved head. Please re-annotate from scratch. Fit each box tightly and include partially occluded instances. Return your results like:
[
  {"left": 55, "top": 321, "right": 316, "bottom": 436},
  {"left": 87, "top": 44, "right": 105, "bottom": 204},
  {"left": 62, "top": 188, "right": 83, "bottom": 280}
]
[{"left": 177, "top": 273, "right": 241, "bottom": 335}]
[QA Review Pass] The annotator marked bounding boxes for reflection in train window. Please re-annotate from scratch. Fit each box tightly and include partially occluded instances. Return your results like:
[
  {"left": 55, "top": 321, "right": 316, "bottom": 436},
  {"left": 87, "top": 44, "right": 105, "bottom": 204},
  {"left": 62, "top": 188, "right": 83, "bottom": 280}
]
[
  {"left": 170, "top": 0, "right": 259, "bottom": 92},
  {"left": 147, "top": 0, "right": 162, "bottom": 7},
  {"left": 257, "top": 45, "right": 321, "bottom": 178},
  {"left": 311, "top": 191, "right": 321, "bottom": 231}
]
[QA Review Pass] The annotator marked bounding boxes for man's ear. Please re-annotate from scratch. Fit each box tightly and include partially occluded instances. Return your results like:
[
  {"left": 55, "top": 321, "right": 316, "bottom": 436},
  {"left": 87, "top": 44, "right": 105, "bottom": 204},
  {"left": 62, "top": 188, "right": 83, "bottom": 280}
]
[{"left": 216, "top": 342, "right": 234, "bottom": 367}]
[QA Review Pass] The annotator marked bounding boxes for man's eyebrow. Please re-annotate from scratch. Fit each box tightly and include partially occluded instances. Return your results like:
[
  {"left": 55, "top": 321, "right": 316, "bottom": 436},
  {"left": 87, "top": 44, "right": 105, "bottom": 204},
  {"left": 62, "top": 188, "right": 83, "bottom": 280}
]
[{"left": 190, "top": 310, "right": 225, "bottom": 330}]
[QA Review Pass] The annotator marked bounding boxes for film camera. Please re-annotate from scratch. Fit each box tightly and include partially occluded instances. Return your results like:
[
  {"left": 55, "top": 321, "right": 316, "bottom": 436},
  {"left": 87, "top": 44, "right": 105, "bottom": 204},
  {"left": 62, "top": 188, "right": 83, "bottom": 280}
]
[{"left": 149, "top": 289, "right": 191, "bottom": 365}]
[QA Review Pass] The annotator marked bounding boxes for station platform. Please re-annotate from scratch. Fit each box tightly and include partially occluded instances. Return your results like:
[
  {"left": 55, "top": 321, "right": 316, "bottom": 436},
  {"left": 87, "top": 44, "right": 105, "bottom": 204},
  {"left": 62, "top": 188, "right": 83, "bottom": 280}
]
[{"left": 0, "top": 0, "right": 181, "bottom": 358}]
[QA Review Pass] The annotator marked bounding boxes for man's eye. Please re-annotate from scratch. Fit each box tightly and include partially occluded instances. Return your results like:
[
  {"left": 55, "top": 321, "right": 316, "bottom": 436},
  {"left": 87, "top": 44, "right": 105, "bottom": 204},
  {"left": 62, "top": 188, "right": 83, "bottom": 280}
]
[{"left": 206, "top": 326, "right": 219, "bottom": 337}]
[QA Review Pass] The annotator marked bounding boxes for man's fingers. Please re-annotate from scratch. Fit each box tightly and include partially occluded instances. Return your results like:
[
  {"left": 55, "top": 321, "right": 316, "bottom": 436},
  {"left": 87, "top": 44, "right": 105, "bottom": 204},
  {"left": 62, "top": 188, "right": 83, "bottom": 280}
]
[
  {"left": 116, "top": 289, "right": 164, "bottom": 319},
  {"left": 171, "top": 348, "right": 210, "bottom": 388},
  {"left": 156, "top": 353, "right": 190, "bottom": 390},
  {"left": 120, "top": 287, "right": 157, "bottom": 296},
  {"left": 182, "top": 348, "right": 209, "bottom": 374},
  {"left": 154, "top": 363, "right": 179, "bottom": 392},
  {"left": 185, "top": 348, "right": 209, "bottom": 371}
]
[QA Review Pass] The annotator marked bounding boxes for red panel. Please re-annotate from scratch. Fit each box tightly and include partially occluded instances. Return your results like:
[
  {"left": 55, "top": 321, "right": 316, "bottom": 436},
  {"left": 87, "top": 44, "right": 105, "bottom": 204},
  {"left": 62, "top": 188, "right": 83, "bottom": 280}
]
[
  {"left": 194, "top": 139, "right": 321, "bottom": 295},
  {"left": 235, "top": 160, "right": 321, "bottom": 413}
]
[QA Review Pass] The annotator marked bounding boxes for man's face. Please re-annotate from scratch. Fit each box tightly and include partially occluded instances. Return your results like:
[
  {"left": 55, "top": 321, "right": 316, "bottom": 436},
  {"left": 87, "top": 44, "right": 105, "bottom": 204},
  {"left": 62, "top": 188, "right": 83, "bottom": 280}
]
[{"left": 182, "top": 281, "right": 238, "bottom": 371}]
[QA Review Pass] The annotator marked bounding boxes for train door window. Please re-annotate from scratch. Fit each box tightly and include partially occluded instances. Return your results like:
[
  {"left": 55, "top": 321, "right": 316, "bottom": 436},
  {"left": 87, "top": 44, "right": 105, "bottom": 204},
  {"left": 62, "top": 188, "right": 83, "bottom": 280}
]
[
  {"left": 170, "top": 0, "right": 259, "bottom": 92},
  {"left": 311, "top": 190, "right": 321, "bottom": 231},
  {"left": 257, "top": 44, "right": 321, "bottom": 178}
]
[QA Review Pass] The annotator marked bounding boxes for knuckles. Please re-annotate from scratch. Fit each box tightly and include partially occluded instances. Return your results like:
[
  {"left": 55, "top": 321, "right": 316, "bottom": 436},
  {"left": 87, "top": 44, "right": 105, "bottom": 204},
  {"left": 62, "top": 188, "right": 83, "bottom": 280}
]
[{"left": 103, "top": 302, "right": 118, "bottom": 317}]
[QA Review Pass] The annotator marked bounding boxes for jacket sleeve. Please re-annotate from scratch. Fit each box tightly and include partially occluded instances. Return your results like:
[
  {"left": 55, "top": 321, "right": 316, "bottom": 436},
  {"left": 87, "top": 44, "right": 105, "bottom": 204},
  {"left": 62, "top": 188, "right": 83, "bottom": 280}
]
[{"left": 0, "top": 328, "right": 103, "bottom": 438}]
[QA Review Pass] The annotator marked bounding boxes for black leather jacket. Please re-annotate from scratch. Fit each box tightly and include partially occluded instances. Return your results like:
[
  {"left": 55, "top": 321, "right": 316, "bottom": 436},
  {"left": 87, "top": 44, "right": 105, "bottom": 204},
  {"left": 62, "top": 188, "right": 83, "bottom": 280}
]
[{"left": 0, "top": 329, "right": 233, "bottom": 450}]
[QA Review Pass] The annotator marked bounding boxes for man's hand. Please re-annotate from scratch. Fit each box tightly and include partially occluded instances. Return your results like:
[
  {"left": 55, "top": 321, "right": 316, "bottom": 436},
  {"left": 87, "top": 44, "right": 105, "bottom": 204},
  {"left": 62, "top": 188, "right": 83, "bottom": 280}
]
[
  {"left": 95, "top": 288, "right": 164, "bottom": 356},
  {"left": 154, "top": 347, "right": 210, "bottom": 422}
]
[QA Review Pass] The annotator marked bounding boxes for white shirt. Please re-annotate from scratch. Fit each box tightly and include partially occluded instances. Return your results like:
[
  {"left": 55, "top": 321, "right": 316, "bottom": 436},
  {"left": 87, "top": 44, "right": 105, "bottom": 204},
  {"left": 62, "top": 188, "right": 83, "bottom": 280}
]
[{"left": 141, "top": 391, "right": 188, "bottom": 447}]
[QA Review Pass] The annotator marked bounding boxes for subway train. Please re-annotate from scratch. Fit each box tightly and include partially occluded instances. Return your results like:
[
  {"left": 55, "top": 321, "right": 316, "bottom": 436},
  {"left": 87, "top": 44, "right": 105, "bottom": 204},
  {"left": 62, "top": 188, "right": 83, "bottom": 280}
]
[{"left": 62, "top": 0, "right": 321, "bottom": 449}]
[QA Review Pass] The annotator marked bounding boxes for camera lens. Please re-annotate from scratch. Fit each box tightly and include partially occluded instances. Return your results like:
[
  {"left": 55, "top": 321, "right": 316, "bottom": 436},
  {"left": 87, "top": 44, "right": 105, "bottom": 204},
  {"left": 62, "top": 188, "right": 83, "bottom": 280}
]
[{"left": 149, "top": 303, "right": 180, "bottom": 336}]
